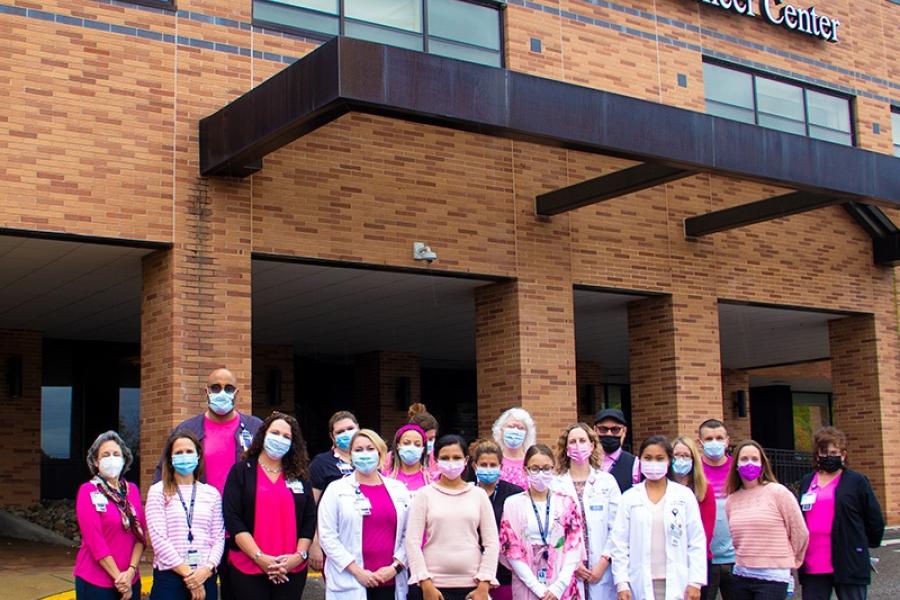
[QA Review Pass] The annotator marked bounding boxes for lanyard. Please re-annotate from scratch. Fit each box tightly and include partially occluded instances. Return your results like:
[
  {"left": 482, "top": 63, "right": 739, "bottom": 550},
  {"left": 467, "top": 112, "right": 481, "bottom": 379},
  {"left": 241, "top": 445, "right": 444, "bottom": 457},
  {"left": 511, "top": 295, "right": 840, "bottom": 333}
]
[
  {"left": 529, "top": 490, "right": 552, "bottom": 559},
  {"left": 176, "top": 482, "right": 197, "bottom": 544}
]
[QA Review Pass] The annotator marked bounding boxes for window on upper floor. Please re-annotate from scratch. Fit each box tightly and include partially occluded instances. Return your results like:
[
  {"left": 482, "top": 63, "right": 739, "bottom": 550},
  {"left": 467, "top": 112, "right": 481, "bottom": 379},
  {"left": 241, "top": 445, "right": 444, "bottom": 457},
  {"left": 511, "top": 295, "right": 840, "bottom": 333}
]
[
  {"left": 892, "top": 109, "right": 900, "bottom": 157},
  {"left": 703, "top": 61, "right": 853, "bottom": 146},
  {"left": 253, "top": 0, "right": 503, "bottom": 68}
]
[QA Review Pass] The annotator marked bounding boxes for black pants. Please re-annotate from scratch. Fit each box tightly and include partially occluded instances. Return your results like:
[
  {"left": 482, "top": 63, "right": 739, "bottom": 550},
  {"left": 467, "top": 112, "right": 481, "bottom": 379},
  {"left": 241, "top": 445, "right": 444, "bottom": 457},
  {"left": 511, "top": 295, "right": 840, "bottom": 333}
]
[
  {"left": 408, "top": 584, "right": 475, "bottom": 600},
  {"left": 150, "top": 569, "right": 219, "bottom": 600},
  {"left": 75, "top": 577, "right": 141, "bottom": 600},
  {"left": 702, "top": 561, "right": 737, "bottom": 600},
  {"left": 229, "top": 569, "right": 308, "bottom": 600},
  {"left": 218, "top": 552, "right": 235, "bottom": 600},
  {"left": 732, "top": 575, "right": 788, "bottom": 600},
  {"left": 367, "top": 586, "right": 396, "bottom": 600},
  {"left": 801, "top": 574, "right": 867, "bottom": 600}
]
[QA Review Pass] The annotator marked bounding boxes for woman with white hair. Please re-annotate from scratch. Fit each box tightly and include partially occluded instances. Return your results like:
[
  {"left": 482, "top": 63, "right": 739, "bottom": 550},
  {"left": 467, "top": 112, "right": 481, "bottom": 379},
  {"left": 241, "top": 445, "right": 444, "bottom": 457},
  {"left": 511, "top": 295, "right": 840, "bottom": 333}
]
[
  {"left": 74, "top": 430, "right": 146, "bottom": 600},
  {"left": 492, "top": 407, "right": 537, "bottom": 489}
]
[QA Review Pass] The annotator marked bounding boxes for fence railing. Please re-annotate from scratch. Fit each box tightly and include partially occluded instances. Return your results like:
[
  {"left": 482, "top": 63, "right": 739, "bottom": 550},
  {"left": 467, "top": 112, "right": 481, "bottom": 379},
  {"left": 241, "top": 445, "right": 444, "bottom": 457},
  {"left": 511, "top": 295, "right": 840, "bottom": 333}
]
[{"left": 764, "top": 447, "right": 813, "bottom": 492}]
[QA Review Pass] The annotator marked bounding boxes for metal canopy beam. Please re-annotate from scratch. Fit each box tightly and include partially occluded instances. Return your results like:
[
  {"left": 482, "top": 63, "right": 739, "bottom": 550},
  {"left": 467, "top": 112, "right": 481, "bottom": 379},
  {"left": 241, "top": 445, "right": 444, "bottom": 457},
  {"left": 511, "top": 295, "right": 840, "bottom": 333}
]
[
  {"left": 683, "top": 191, "right": 850, "bottom": 237},
  {"left": 200, "top": 37, "right": 899, "bottom": 212},
  {"left": 535, "top": 164, "right": 696, "bottom": 216}
]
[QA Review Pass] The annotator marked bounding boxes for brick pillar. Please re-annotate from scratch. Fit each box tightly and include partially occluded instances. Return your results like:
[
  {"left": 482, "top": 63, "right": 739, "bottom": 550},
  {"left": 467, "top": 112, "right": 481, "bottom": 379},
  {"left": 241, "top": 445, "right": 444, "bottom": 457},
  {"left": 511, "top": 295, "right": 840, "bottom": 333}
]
[
  {"left": 721, "top": 369, "right": 751, "bottom": 442},
  {"left": 353, "top": 352, "right": 421, "bottom": 436},
  {"left": 829, "top": 312, "right": 900, "bottom": 523},
  {"left": 0, "top": 329, "right": 41, "bottom": 506},
  {"left": 576, "top": 361, "right": 604, "bottom": 423},
  {"left": 140, "top": 178, "right": 253, "bottom": 493},
  {"left": 627, "top": 294, "right": 723, "bottom": 442},
  {"left": 252, "top": 345, "right": 296, "bottom": 419}
]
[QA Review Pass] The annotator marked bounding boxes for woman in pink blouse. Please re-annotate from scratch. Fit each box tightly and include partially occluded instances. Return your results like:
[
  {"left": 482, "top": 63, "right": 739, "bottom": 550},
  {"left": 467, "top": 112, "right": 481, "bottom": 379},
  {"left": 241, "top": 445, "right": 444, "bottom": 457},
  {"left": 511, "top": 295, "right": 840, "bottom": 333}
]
[
  {"left": 146, "top": 429, "right": 225, "bottom": 600},
  {"left": 74, "top": 430, "right": 146, "bottom": 600},
  {"left": 491, "top": 408, "right": 537, "bottom": 489},
  {"left": 223, "top": 412, "right": 317, "bottom": 600},
  {"left": 382, "top": 424, "right": 430, "bottom": 493}
]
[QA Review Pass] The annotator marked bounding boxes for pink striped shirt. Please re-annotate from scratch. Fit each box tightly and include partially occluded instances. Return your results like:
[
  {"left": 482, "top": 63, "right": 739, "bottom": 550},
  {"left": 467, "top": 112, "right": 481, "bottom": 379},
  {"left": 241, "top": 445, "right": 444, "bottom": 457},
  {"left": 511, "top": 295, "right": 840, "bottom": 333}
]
[{"left": 145, "top": 481, "right": 225, "bottom": 571}]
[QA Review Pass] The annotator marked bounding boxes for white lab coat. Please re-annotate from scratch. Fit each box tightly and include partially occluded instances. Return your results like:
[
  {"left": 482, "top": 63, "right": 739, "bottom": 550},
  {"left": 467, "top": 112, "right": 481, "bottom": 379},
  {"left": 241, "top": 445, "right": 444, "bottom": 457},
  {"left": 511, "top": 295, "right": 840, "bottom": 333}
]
[
  {"left": 317, "top": 474, "right": 411, "bottom": 600},
  {"left": 555, "top": 469, "right": 621, "bottom": 600},
  {"left": 609, "top": 481, "right": 707, "bottom": 600}
]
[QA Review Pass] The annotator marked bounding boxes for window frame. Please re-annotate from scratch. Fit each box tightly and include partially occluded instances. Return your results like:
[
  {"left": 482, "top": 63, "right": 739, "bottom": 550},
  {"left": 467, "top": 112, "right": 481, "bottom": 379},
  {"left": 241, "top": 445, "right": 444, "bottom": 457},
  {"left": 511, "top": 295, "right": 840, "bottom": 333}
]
[
  {"left": 891, "top": 106, "right": 900, "bottom": 157},
  {"left": 703, "top": 59, "right": 856, "bottom": 147},
  {"left": 252, "top": 0, "right": 505, "bottom": 68},
  {"left": 122, "top": 0, "right": 176, "bottom": 11}
]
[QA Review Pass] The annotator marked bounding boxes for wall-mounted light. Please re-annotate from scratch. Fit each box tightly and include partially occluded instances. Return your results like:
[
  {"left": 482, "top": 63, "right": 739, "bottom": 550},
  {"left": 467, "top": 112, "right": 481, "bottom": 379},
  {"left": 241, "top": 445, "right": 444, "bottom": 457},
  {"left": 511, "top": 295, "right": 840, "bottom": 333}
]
[
  {"left": 413, "top": 242, "right": 437, "bottom": 263},
  {"left": 734, "top": 389, "right": 747, "bottom": 418}
]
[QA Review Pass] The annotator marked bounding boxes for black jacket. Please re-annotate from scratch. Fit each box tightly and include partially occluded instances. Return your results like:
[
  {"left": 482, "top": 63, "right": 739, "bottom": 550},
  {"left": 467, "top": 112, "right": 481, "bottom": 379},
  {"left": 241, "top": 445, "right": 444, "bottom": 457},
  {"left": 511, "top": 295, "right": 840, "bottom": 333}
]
[
  {"left": 797, "top": 468, "right": 884, "bottom": 585},
  {"left": 222, "top": 457, "right": 317, "bottom": 551},
  {"left": 610, "top": 451, "right": 638, "bottom": 493}
]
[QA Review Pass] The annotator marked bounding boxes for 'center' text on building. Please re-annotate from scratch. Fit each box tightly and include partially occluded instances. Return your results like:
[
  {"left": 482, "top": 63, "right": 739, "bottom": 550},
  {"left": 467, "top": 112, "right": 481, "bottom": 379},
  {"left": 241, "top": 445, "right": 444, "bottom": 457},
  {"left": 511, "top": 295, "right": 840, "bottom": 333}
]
[{"left": 694, "top": 0, "right": 840, "bottom": 42}]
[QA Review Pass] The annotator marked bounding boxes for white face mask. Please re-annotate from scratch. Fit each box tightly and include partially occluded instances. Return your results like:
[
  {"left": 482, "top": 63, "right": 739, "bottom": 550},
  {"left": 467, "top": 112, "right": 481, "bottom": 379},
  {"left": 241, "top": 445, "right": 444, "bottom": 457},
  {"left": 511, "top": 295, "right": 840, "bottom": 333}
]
[{"left": 99, "top": 455, "right": 125, "bottom": 479}]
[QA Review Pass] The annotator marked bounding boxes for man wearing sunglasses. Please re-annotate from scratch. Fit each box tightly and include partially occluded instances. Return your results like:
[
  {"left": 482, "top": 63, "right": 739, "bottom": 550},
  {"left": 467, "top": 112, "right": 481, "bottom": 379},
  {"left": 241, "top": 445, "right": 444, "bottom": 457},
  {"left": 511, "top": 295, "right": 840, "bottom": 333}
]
[
  {"left": 593, "top": 408, "right": 641, "bottom": 493},
  {"left": 153, "top": 367, "right": 263, "bottom": 600}
]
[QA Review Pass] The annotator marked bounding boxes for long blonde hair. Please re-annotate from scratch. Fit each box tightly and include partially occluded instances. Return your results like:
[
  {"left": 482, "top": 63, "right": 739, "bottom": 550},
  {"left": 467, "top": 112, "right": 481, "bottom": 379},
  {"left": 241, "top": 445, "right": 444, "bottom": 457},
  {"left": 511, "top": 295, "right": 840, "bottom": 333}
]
[{"left": 673, "top": 436, "right": 709, "bottom": 502}]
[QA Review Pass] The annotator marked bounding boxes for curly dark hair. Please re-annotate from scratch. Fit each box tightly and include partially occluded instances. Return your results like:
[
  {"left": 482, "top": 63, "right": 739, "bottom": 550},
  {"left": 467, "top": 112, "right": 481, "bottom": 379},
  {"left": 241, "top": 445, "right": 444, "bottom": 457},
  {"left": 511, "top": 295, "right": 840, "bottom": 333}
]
[{"left": 242, "top": 412, "right": 310, "bottom": 481}]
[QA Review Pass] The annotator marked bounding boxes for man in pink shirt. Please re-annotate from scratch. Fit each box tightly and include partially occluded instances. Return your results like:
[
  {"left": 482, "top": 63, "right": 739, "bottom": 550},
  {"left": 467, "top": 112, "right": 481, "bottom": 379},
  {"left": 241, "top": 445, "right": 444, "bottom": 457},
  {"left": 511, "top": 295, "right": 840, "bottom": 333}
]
[
  {"left": 593, "top": 408, "right": 641, "bottom": 492},
  {"left": 154, "top": 367, "right": 262, "bottom": 600},
  {"left": 699, "top": 418, "right": 736, "bottom": 600}
]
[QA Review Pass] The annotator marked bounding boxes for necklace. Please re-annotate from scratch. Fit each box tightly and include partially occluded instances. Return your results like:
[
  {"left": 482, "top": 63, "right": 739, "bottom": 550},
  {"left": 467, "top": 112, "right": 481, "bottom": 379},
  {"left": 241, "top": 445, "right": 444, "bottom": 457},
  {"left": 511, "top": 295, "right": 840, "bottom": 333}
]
[{"left": 259, "top": 461, "right": 282, "bottom": 475}]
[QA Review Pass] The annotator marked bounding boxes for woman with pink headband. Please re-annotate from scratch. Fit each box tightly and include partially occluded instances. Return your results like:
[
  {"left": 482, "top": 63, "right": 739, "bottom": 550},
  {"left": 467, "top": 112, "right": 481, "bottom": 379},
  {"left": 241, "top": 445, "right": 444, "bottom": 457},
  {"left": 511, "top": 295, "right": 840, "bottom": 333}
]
[{"left": 383, "top": 424, "right": 431, "bottom": 494}]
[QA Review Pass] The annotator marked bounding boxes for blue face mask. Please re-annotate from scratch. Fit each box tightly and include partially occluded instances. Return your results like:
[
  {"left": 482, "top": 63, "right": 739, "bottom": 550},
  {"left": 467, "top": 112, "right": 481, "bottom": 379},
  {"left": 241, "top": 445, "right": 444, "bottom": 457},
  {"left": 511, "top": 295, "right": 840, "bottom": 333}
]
[
  {"left": 672, "top": 457, "right": 693, "bottom": 476},
  {"left": 503, "top": 428, "right": 526, "bottom": 449},
  {"left": 208, "top": 390, "right": 235, "bottom": 416},
  {"left": 264, "top": 433, "right": 292, "bottom": 460},
  {"left": 398, "top": 445, "right": 424, "bottom": 465},
  {"left": 475, "top": 466, "right": 501, "bottom": 485},
  {"left": 335, "top": 429, "right": 357, "bottom": 451},
  {"left": 352, "top": 450, "right": 380, "bottom": 474},
  {"left": 703, "top": 440, "right": 726, "bottom": 460},
  {"left": 172, "top": 453, "right": 199, "bottom": 476}
]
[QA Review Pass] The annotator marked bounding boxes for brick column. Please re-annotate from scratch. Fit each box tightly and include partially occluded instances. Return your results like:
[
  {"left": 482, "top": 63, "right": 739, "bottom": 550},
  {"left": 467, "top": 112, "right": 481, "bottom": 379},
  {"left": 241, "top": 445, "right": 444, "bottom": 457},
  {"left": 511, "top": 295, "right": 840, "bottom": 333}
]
[
  {"left": 353, "top": 352, "right": 421, "bottom": 436},
  {"left": 252, "top": 345, "right": 296, "bottom": 419},
  {"left": 140, "top": 178, "right": 253, "bottom": 493},
  {"left": 829, "top": 312, "right": 900, "bottom": 523},
  {"left": 627, "top": 294, "right": 723, "bottom": 442},
  {"left": 721, "top": 369, "right": 751, "bottom": 442},
  {"left": 0, "top": 329, "right": 41, "bottom": 506}
]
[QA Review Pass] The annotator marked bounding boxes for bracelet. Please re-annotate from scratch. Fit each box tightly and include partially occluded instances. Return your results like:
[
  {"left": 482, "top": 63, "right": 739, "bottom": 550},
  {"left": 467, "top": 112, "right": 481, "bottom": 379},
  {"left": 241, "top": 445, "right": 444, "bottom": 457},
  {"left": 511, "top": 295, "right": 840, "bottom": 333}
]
[
  {"left": 253, "top": 549, "right": 263, "bottom": 562},
  {"left": 128, "top": 564, "right": 138, "bottom": 571}
]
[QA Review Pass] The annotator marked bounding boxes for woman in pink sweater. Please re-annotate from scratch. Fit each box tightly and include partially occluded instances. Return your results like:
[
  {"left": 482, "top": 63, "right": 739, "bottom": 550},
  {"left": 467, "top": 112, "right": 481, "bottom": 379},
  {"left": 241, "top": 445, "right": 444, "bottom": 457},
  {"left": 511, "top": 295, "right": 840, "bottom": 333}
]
[{"left": 725, "top": 440, "right": 809, "bottom": 600}]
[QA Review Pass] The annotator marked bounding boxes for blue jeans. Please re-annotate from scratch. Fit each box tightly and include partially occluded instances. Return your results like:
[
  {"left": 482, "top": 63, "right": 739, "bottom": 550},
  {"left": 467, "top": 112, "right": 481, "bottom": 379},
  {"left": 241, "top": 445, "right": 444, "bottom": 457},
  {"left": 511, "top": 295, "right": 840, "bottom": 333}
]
[
  {"left": 150, "top": 568, "right": 219, "bottom": 600},
  {"left": 75, "top": 576, "right": 141, "bottom": 600}
]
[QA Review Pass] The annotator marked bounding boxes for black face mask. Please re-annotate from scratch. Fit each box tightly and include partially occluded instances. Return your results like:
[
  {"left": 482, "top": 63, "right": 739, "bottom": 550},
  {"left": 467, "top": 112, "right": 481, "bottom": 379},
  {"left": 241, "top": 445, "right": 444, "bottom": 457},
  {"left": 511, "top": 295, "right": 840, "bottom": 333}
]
[
  {"left": 818, "top": 455, "right": 843, "bottom": 473},
  {"left": 600, "top": 435, "right": 622, "bottom": 453}
]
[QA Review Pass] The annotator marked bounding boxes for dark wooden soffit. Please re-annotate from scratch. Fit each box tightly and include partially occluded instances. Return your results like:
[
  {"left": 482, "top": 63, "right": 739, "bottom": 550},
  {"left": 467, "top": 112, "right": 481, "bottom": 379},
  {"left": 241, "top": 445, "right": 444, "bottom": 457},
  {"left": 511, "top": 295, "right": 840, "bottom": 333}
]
[{"left": 200, "top": 37, "right": 899, "bottom": 210}]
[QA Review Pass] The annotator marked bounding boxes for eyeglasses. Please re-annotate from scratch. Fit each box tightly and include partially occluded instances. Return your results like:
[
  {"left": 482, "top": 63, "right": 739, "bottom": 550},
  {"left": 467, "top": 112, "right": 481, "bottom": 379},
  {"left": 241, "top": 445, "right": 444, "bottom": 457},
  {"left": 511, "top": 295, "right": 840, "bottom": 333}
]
[
  {"left": 209, "top": 384, "right": 236, "bottom": 394},
  {"left": 526, "top": 466, "right": 554, "bottom": 474},
  {"left": 595, "top": 426, "right": 623, "bottom": 435}
]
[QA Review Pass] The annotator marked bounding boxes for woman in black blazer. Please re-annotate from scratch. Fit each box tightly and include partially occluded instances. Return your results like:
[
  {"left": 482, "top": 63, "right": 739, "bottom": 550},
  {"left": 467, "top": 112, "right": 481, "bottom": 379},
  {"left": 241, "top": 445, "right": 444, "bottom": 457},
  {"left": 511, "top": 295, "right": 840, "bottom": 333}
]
[
  {"left": 797, "top": 426, "right": 884, "bottom": 600},
  {"left": 223, "top": 411, "right": 317, "bottom": 600}
]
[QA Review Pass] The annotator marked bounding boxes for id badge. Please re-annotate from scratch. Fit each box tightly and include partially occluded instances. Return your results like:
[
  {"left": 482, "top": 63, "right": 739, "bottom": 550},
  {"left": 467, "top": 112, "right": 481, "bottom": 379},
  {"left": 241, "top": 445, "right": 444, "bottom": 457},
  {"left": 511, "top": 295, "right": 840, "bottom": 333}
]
[
  {"left": 90, "top": 492, "right": 108, "bottom": 513},
  {"left": 589, "top": 503, "right": 604, "bottom": 512},
  {"left": 355, "top": 496, "right": 373, "bottom": 516},
  {"left": 801, "top": 492, "right": 817, "bottom": 512},
  {"left": 537, "top": 567, "right": 547, "bottom": 584},
  {"left": 287, "top": 480, "right": 305, "bottom": 494},
  {"left": 186, "top": 549, "right": 201, "bottom": 570}
]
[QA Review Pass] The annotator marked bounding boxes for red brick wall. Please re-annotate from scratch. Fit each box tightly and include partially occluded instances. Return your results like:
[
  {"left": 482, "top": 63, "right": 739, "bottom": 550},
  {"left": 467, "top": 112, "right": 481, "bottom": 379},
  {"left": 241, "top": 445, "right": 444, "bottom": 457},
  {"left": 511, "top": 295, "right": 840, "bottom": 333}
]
[
  {"left": 0, "top": 330, "right": 41, "bottom": 506},
  {"left": 352, "top": 352, "right": 421, "bottom": 437}
]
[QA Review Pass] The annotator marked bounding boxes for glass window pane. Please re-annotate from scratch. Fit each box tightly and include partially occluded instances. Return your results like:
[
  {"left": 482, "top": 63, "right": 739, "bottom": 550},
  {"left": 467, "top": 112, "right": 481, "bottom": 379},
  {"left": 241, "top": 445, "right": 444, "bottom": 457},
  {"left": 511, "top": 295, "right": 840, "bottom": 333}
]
[
  {"left": 758, "top": 112, "right": 806, "bottom": 136},
  {"left": 345, "top": 21, "right": 423, "bottom": 50},
  {"left": 703, "top": 63, "right": 754, "bottom": 109},
  {"left": 755, "top": 77, "right": 804, "bottom": 121},
  {"left": 428, "top": 0, "right": 500, "bottom": 49},
  {"left": 809, "top": 125, "right": 851, "bottom": 146},
  {"left": 269, "top": 0, "right": 337, "bottom": 13},
  {"left": 41, "top": 386, "right": 72, "bottom": 459},
  {"left": 118, "top": 388, "right": 141, "bottom": 456},
  {"left": 428, "top": 38, "right": 501, "bottom": 67},
  {"left": 345, "top": 0, "right": 422, "bottom": 33},
  {"left": 254, "top": 1, "right": 339, "bottom": 35},
  {"left": 892, "top": 112, "right": 900, "bottom": 157},
  {"left": 706, "top": 100, "right": 755, "bottom": 124},
  {"left": 806, "top": 90, "right": 850, "bottom": 132}
]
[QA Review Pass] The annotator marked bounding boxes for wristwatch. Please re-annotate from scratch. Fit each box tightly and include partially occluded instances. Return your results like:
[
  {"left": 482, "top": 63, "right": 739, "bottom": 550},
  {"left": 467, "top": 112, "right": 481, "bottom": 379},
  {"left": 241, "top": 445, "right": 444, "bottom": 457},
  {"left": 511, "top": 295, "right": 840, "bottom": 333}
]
[
  {"left": 299, "top": 550, "right": 309, "bottom": 561},
  {"left": 393, "top": 561, "right": 404, "bottom": 574}
]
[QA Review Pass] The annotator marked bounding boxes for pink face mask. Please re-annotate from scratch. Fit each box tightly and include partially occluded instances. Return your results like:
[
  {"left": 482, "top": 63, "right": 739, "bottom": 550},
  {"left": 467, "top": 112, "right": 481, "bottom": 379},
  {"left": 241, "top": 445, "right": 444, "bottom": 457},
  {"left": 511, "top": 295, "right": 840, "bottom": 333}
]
[
  {"left": 437, "top": 459, "right": 466, "bottom": 480},
  {"left": 566, "top": 443, "right": 593, "bottom": 465},
  {"left": 528, "top": 470, "right": 555, "bottom": 492}
]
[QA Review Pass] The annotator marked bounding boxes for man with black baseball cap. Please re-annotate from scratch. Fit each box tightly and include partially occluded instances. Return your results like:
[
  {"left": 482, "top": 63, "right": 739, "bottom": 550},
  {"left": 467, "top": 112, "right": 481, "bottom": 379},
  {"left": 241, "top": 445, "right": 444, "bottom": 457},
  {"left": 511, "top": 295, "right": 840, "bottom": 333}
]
[{"left": 593, "top": 408, "right": 641, "bottom": 493}]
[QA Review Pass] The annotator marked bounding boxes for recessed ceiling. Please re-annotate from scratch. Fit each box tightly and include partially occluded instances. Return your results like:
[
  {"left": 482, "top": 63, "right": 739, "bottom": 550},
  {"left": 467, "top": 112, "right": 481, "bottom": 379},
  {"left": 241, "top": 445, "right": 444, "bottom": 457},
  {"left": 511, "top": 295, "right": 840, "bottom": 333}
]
[{"left": 0, "top": 236, "right": 150, "bottom": 342}]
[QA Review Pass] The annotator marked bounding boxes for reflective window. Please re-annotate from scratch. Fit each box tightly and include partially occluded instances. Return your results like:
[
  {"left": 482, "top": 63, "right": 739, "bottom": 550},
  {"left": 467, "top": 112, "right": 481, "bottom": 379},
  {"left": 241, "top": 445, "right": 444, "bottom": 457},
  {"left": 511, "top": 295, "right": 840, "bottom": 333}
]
[
  {"left": 254, "top": 0, "right": 502, "bottom": 67},
  {"left": 41, "top": 387, "right": 72, "bottom": 459},
  {"left": 892, "top": 110, "right": 900, "bottom": 157},
  {"left": 119, "top": 388, "right": 141, "bottom": 457},
  {"left": 703, "top": 62, "right": 853, "bottom": 146}
]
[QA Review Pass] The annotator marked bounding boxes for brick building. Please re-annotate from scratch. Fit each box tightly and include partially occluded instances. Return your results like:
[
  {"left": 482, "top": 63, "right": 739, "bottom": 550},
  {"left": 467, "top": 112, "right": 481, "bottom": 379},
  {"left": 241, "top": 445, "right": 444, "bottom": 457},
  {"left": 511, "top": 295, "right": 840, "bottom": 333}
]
[{"left": 0, "top": 0, "right": 898, "bottom": 523}]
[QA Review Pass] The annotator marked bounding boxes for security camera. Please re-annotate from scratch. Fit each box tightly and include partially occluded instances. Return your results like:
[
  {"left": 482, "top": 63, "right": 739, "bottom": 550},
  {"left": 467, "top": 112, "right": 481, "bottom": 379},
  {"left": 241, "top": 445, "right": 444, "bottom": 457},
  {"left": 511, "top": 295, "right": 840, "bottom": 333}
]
[{"left": 413, "top": 242, "right": 438, "bottom": 263}]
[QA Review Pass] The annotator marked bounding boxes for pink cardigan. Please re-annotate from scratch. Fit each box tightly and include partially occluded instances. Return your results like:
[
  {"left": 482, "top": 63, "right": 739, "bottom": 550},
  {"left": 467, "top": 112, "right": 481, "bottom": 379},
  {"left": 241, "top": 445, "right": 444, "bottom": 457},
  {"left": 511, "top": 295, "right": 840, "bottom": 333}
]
[{"left": 725, "top": 482, "right": 809, "bottom": 569}]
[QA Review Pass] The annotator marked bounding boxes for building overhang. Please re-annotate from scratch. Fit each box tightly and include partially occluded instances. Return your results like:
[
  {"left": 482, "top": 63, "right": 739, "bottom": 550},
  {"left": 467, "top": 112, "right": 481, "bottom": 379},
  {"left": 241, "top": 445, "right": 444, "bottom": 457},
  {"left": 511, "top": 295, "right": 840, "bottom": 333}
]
[{"left": 200, "top": 37, "right": 899, "bottom": 260}]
